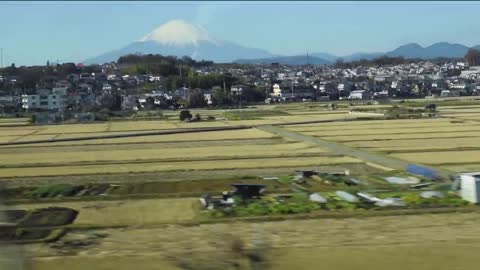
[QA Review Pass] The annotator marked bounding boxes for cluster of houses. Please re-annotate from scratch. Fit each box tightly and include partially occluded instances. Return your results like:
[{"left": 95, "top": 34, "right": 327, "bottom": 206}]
[
  {"left": 262, "top": 61, "right": 480, "bottom": 102},
  {"left": 1, "top": 60, "right": 480, "bottom": 115}
]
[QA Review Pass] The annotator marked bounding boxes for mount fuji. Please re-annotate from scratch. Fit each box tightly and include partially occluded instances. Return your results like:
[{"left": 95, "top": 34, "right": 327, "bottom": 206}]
[{"left": 84, "top": 20, "right": 276, "bottom": 64}]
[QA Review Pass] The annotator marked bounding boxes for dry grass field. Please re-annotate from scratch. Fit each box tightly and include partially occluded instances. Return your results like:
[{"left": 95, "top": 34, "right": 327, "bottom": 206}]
[
  {"left": 6, "top": 198, "right": 197, "bottom": 226},
  {"left": 2, "top": 128, "right": 277, "bottom": 146},
  {"left": 0, "top": 142, "right": 327, "bottom": 167},
  {"left": 391, "top": 150, "right": 480, "bottom": 165},
  {"left": 347, "top": 136, "right": 480, "bottom": 151},
  {"left": 0, "top": 155, "right": 361, "bottom": 178},
  {"left": 0, "top": 116, "right": 366, "bottom": 179},
  {"left": 285, "top": 111, "right": 480, "bottom": 172},
  {"left": 25, "top": 212, "right": 480, "bottom": 270}
]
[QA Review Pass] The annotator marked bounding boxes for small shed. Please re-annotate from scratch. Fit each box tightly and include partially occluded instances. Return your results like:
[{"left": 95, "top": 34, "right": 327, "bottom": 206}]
[
  {"left": 460, "top": 172, "right": 480, "bottom": 203},
  {"left": 296, "top": 170, "right": 318, "bottom": 178},
  {"left": 231, "top": 184, "right": 266, "bottom": 200}
]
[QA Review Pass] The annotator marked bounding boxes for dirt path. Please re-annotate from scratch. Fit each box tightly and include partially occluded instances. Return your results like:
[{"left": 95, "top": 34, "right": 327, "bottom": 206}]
[{"left": 257, "top": 125, "right": 452, "bottom": 178}]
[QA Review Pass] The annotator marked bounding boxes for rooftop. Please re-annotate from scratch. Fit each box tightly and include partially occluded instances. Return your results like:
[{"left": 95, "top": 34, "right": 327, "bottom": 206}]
[{"left": 460, "top": 172, "right": 480, "bottom": 179}]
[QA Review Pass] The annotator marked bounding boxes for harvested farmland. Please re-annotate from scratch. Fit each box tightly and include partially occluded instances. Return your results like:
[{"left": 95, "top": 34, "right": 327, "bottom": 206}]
[
  {"left": 9, "top": 198, "right": 197, "bottom": 226},
  {"left": 298, "top": 125, "right": 480, "bottom": 137},
  {"left": 346, "top": 137, "right": 480, "bottom": 150},
  {"left": 321, "top": 131, "right": 480, "bottom": 142},
  {"left": 390, "top": 150, "right": 480, "bottom": 165},
  {"left": 0, "top": 138, "right": 289, "bottom": 154},
  {"left": 286, "top": 121, "right": 469, "bottom": 132},
  {"left": 0, "top": 128, "right": 276, "bottom": 147},
  {"left": 0, "top": 142, "right": 327, "bottom": 167},
  {"left": 0, "top": 156, "right": 362, "bottom": 178}
]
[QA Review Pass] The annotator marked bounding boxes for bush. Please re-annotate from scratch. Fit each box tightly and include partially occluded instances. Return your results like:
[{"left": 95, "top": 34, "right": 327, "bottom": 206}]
[
  {"left": 29, "top": 114, "right": 37, "bottom": 124},
  {"left": 179, "top": 110, "right": 192, "bottom": 121},
  {"left": 29, "top": 184, "right": 80, "bottom": 198}
]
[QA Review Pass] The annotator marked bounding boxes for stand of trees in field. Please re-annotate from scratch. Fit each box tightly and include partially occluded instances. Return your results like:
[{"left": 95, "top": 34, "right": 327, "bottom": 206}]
[{"left": 465, "top": 49, "right": 480, "bottom": 66}]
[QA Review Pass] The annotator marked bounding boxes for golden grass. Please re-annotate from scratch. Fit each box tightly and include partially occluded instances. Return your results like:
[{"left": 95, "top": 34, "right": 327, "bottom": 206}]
[
  {"left": 0, "top": 118, "right": 29, "bottom": 122},
  {"left": 286, "top": 110, "right": 349, "bottom": 115},
  {"left": 322, "top": 131, "right": 480, "bottom": 142},
  {"left": 27, "top": 212, "right": 480, "bottom": 270},
  {"left": 1, "top": 129, "right": 277, "bottom": 147},
  {"left": 299, "top": 125, "right": 480, "bottom": 137},
  {"left": 107, "top": 121, "right": 179, "bottom": 131},
  {"left": 0, "top": 136, "right": 19, "bottom": 143},
  {"left": 12, "top": 198, "right": 197, "bottom": 226},
  {"left": 0, "top": 142, "right": 327, "bottom": 166},
  {"left": 0, "top": 156, "right": 362, "bottom": 178},
  {"left": 288, "top": 118, "right": 454, "bottom": 128},
  {"left": 0, "top": 129, "right": 37, "bottom": 136},
  {"left": 444, "top": 164, "right": 480, "bottom": 172},
  {"left": 261, "top": 113, "right": 376, "bottom": 123},
  {"left": 449, "top": 115, "right": 480, "bottom": 121},
  {"left": 286, "top": 121, "right": 468, "bottom": 132},
  {"left": 35, "top": 123, "right": 109, "bottom": 134},
  {"left": 390, "top": 150, "right": 480, "bottom": 165},
  {"left": 11, "top": 134, "right": 58, "bottom": 142},
  {"left": 347, "top": 137, "right": 480, "bottom": 150}
]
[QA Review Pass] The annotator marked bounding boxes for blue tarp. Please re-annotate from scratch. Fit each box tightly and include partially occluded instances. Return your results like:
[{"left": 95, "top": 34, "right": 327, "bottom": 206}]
[{"left": 407, "top": 164, "right": 439, "bottom": 180}]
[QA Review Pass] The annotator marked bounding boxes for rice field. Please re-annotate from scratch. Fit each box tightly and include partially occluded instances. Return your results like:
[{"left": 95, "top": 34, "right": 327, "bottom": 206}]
[
  {"left": 0, "top": 155, "right": 361, "bottom": 178},
  {"left": 286, "top": 108, "right": 480, "bottom": 172},
  {"left": 0, "top": 118, "right": 30, "bottom": 126},
  {"left": 391, "top": 151, "right": 480, "bottom": 165},
  {"left": 0, "top": 142, "right": 327, "bottom": 167},
  {"left": 346, "top": 137, "right": 480, "bottom": 150},
  {"left": 2, "top": 102, "right": 480, "bottom": 179},
  {"left": 0, "top": 112, "right": 370, "bottom": 180},
  {"left": 1, "top": 128, "right": 277, "bottom": 147}
]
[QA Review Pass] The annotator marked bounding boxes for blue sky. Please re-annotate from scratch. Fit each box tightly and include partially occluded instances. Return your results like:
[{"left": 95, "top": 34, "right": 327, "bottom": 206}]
[{"left": 2, "top": 1, "right": 480, "bottom": 66}]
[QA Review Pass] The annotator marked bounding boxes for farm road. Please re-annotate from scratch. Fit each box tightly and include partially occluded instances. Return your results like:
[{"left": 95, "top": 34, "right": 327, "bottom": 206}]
[{"left": 257, "top": 125, "right": 452, "bottom": 178}]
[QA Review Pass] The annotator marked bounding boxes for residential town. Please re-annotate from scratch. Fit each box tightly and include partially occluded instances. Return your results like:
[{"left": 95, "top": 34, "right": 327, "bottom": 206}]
[{"left": 1, "top": 56, "right": 480, "bottom": 122}]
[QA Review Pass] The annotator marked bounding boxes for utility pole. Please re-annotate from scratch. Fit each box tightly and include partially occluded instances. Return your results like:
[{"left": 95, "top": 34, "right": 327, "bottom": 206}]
[
  {"left": 223, "top": 78, "right": 226, "bottom": 96},
  {"left": 0, "top": 48, "right": 3, "bottom": 68}
]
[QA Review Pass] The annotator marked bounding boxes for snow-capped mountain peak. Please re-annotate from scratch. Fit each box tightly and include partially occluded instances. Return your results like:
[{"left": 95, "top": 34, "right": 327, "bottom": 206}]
[
  {"left": 84, "top": 19, "right": 275, "bottom": 64},
  {"left": 140, "top": 20, "right": 211, "bottom": 46}
]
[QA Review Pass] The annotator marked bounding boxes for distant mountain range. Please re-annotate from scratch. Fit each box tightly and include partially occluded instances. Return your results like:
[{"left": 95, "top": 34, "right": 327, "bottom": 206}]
[
  {"left": 84, "top": 19, "right": 480, "bottom": 66},
  {"left": 236, "top": 43, "right": 480, "bottom": 65}
]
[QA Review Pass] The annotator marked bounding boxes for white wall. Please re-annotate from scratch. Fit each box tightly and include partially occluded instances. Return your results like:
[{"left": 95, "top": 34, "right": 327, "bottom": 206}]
[{"left": 460, "top": 174, "right": 480, "bottom": 203}]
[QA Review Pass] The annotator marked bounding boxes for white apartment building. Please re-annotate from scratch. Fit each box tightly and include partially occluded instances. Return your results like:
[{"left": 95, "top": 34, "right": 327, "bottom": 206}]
[{"left": 22, "top": 88, "right": 67, "bottom": 111}]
